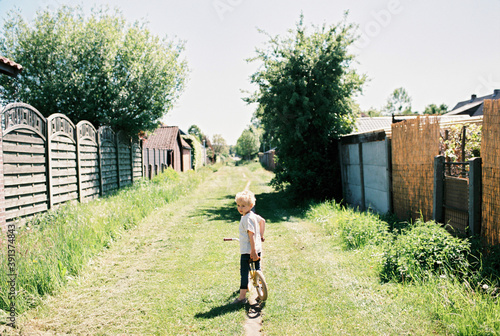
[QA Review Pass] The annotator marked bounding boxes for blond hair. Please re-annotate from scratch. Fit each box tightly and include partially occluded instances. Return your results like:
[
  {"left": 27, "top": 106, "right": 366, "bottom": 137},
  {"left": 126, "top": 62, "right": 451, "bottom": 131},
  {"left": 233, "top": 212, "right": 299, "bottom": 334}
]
[{"left": 235, "top": 190, "right": 256, "bottom": 206}]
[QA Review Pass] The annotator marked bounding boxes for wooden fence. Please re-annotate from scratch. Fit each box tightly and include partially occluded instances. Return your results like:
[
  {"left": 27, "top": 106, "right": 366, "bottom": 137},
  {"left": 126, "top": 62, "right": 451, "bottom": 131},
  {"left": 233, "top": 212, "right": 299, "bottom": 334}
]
[
  {"left": 0, "top": 103, "right": 143, "bottom": 228},
  {"left": 142, "top": 147, "right": 171, "bottom": 179},
  {"left": 391, "top": 116, "right": 440, "bottom": 221},
  {"left": 480, "top": 100, "right": 500, "bottom": 246},
  {"left": 259, "top": 149, "right": 276, "bottom": 171}
]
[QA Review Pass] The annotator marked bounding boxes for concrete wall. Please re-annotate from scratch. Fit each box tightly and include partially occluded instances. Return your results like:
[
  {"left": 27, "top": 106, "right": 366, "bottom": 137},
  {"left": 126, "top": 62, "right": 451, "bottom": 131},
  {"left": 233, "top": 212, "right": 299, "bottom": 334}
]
[{"left": 339, "top": 133, "right": 392, "bottom": 214}]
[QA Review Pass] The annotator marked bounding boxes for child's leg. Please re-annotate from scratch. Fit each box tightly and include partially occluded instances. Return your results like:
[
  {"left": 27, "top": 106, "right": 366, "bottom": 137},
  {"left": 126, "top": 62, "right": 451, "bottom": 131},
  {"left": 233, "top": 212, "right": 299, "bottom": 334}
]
[{"left": 238, "top": 254, "right": 250, "bottom": 300}]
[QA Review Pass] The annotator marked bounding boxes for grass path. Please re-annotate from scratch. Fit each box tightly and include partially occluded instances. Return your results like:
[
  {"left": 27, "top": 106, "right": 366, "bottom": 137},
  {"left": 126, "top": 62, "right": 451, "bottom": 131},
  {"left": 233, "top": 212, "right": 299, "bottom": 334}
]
[{"left": 10, "top": 164, "right": 445, "bottom": 335}]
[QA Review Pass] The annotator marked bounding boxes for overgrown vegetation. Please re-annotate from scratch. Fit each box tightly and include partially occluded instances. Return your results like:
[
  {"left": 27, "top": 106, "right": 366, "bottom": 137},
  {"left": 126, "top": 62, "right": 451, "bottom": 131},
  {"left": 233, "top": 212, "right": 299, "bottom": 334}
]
[
  {"left": 246, "top": 14, "right": 365, "bottom": 200},
  {"left": 441, "top": 123, "right": 482, "bottom": 161},
  {"left": 381, "top": 220, "right": 471, "bottom": 282},
  {"left": 0, "top": 168, "right": 206, "bottom": 314},
  {"left": 307, "top": 201, "right": 500, "bottom": 335}
]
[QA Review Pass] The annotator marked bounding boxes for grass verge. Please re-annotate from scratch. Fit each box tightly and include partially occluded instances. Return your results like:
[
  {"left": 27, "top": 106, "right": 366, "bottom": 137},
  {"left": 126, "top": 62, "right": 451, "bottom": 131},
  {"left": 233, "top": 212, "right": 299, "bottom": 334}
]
[
  {"left": 0, "top": 168, "right": 207, "bottom": 314},
  {"left": 306, "top": 201, "right": 500, "bottom": 336}
]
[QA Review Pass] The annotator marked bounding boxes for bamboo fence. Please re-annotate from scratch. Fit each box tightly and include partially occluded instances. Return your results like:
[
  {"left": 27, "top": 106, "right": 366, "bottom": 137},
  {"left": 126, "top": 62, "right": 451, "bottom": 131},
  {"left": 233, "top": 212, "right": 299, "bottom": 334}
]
[
  {"left": 391, "top": 116, "right": 440, "bottom": 221},
  {"left": 480, "top": 100, "right": 500, "bottom": 246}
]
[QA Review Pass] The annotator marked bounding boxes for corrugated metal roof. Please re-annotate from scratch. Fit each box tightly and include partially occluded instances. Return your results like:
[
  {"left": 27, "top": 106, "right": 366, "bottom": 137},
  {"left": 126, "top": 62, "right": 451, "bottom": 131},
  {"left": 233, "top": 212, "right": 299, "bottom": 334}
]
[
  {"left": 348, "top": 115, "right": 481, "bottom": 138},
  {"left": 355, "top": 117, "right": 393, "bottom": 133}
]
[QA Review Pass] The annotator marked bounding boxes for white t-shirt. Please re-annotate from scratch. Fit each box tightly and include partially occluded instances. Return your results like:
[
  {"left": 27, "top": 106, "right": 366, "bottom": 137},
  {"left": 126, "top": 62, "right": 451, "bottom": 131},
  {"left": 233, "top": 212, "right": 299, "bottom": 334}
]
[{"left": 239, "top": 211, "right": 262, "bottom": 254}]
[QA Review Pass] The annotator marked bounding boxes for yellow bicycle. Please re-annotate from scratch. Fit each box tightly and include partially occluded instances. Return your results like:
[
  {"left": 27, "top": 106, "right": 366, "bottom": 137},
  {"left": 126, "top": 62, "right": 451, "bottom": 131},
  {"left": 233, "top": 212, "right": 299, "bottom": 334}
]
[{"left": 224, "top": 238, "right": 268, "bottom": 301}]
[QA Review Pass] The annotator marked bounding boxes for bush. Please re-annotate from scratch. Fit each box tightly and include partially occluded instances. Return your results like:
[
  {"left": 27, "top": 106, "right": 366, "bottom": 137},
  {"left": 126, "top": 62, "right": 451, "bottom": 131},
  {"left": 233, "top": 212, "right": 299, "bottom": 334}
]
[
  {"left": 307, "top": 201, "right": 389, "bottom": 250},
  {"left": 151, "top": 167, "right": 180, "bottom": 184},
  {"left": 381, "top": 220, "right": 471, "bottom": 282},
  {"left": 336, "top": 210, "right": 389, "bottom": 250}
]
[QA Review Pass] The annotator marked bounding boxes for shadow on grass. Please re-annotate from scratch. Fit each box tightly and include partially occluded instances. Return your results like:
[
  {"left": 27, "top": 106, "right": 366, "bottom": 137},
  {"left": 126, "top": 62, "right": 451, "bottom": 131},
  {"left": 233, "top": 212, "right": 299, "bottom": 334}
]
[
  {"left": 194, "top": 190, "right": 307, "bottom": 225},
  {"left": 194, "top": 291, "right": 267, "bottom": 320},
  {"left": 194, "top": 291, "right": 244, "bottom": 319}
]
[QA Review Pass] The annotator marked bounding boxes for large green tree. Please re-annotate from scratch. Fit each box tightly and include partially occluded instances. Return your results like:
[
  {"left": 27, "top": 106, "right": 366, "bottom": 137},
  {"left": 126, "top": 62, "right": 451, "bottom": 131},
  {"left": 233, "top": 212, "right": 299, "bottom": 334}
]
[
  {"left": 246, "top": 14, "right": 365, "bottom": 199},
  {"left": 235, "top": 127, "right": 260, "bottom": 160},
  {"left": 0, "top": 6, "right": 188, "bottom": 136}
]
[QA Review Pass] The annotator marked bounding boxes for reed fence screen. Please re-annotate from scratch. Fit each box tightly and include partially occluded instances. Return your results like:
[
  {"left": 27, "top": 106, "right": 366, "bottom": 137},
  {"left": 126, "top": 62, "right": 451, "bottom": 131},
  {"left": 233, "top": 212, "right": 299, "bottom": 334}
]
[
  {"left": 0, "top": 103, "right": 143, "bottom": 227},
  {"left": 391, "top": 116, "right": 440, "bottom": 221},
  {"left": 480, "top": 99, "right": 500, "bottom": 246}
]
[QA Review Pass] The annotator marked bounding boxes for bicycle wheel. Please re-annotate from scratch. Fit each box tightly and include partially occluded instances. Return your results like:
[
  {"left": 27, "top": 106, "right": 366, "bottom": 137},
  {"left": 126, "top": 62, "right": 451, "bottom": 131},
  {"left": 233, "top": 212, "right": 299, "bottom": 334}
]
[{"left": 254, "top": 270, "right": 268, "bottom": 301}]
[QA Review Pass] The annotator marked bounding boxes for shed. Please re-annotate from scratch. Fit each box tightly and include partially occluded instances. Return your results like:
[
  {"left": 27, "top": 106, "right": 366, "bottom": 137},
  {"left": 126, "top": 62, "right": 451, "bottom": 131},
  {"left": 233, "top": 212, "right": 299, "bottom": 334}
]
[{"left": 143, "top": 125, "right": 192, "bottom": 173}]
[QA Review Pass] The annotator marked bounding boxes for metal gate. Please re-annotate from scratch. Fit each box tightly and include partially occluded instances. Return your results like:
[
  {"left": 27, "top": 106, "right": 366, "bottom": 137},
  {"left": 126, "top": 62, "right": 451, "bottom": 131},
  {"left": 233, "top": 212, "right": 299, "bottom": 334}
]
[
  {"left": 443, "top": 162, "right": 469, "bottom": 236},
  {"left": 443, "top": 161, "right": 469, "bottom": 236},
  {"left": 434, "top": 156, "right": 482, "bottom": 237}
]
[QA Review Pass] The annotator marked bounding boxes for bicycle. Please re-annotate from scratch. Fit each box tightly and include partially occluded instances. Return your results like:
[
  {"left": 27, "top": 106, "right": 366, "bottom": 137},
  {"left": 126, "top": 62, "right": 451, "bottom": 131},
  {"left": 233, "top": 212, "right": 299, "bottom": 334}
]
[{"left": 224, "top": 238, "right": 268, "bottom": 301}]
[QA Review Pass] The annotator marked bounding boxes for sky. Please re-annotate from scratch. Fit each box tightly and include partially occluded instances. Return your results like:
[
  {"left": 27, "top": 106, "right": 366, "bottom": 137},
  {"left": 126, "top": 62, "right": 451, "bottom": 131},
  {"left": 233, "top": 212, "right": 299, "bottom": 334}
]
[{"left": 1, "top": 0, "right": 499, "bottom": 145}]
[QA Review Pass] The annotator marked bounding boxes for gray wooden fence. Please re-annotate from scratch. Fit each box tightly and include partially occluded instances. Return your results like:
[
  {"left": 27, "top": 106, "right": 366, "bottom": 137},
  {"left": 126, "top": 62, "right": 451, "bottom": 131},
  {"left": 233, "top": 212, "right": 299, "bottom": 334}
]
[
  {"left": 0, "top": 102, "right": 143, "bottom": 227},
  {"left": 142, "top": 147, "right": 171, "bottom": 179}
]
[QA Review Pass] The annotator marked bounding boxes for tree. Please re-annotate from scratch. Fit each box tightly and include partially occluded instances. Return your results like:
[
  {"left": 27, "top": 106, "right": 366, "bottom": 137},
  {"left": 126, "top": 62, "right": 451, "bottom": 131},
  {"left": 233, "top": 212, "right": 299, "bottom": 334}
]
[
  {"left": 423, "top": 103, "right": 448, "bottom": 115},
  {"left": 384, "top": 87, "right": 412, "bottom": 115},
  {"left": 211, "top": 134, "right": 229, "bottom": 158},
  {"left": 245, "top": 14, "right": 365, "bottom": 199},
  {"left": 188, "top": 124, "right": 204, "bottom": 142},
  {"left": 362, "top": 108, "right": 382, "bottom": 117},
  {"left": 235, "top": 127, "right": 260, "bottom": 160},
  {"left": 0, "top": 6, "right": 188, "bottom": 136}
]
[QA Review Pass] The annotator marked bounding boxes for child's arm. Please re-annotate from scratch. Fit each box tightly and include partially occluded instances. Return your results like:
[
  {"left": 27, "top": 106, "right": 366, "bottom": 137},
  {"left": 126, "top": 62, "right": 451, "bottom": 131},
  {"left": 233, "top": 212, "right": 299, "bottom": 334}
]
[
  {"left": 248, "top": 231, "right": 259, "bottom": 261},
  {"left": 258, "top": 217, "right": 266, "bottom": 242}
]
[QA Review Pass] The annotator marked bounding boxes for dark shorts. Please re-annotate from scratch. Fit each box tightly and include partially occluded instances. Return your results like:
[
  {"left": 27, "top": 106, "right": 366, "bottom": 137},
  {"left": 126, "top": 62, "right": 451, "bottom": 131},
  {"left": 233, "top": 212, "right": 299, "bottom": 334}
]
[{"left": 240, "top": 253, "right": 261, "bottom": 290}]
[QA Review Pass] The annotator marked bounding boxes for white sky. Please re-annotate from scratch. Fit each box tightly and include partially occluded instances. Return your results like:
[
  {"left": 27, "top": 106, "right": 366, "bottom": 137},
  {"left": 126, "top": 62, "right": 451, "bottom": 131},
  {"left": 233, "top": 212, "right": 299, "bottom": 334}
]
[{"left": 1, "top": 0, "right": 499, "bottom": 145}]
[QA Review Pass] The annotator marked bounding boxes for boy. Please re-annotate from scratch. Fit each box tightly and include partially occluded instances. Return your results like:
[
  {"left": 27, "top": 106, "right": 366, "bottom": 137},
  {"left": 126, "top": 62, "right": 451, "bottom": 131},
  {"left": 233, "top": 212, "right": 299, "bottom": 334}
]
[{"left": 233, "top": 190, "right": 266, "bottom": 304}]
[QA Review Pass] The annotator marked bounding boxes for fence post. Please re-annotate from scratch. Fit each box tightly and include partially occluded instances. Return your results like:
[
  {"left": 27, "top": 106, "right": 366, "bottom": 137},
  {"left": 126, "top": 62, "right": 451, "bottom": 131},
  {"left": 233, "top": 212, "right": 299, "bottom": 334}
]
[
  {"left": 385, "top": 138, "right": 393, "bottom": 213},
  {"left": 338, "top": 142, "right": 347, "bottom": 202},
  {"left": 433, "top": 155, "right": 445, "bottom": 222},
  {"left": 358, "top": 142, "right": 365, "bottom": 211},
  {"left": 97, "top": 128, "right": 104, "bottom": 196},
  {"left": 46, "top": 124, "right": 54, "bottom": 209},
  {"left": 76, "top": 127, "right": 83, "bottom": 203},
  {"left": 115, "top": 133, "right": 121, "bottom": 189},
  {"left": 130, "top": 138, "right": 135, "bottom": 184},
  {"left": 0, "top": 132, "right": 6, "bottom": 233},
  {"left": 469, "top": 157, "right": 482, "bottom": 235}
]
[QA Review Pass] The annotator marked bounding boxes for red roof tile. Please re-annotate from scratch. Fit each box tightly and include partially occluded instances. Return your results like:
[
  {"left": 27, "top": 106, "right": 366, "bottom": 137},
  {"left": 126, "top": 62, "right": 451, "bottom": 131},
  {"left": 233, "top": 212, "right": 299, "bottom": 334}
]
[{"left": 0, "top": 56, "right": 23, "bottom": 71}]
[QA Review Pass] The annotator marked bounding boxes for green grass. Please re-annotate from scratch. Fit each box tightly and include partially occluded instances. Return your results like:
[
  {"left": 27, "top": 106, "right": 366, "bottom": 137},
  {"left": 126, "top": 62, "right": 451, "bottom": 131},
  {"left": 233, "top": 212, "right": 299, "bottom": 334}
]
[
  {"left": 305, "top": 201, "right": 500, "bottom": 336},
  {"left": 1, "top": 164, "right": 498, "bottom": 335},
  {"left": 0, "top": 168, "right": 208, "bottom": 314}
]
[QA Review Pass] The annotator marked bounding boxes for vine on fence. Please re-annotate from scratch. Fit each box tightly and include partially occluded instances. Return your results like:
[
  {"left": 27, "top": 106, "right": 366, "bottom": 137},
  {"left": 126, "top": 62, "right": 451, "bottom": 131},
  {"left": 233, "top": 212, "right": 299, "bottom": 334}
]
[{"left": 440, "top": 123, "right": 482, "bottom": 162}]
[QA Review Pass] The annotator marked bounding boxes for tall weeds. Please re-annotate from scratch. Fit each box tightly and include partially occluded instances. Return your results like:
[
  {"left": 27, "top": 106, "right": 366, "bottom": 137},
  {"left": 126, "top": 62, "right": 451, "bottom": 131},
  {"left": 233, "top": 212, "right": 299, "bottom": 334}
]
[
  {"left": 306, "top": 200, "right": 500, "bottom": 335},
  {"left": 0, "top": 168, "right": 207, "bottom": 314}
]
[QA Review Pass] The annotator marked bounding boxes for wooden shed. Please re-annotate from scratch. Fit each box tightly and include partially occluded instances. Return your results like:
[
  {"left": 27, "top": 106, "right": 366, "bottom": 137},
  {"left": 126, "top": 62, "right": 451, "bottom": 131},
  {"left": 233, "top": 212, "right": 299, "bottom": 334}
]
[{"left": 142, "top": 125, "right": 192, "bottom": 174}]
